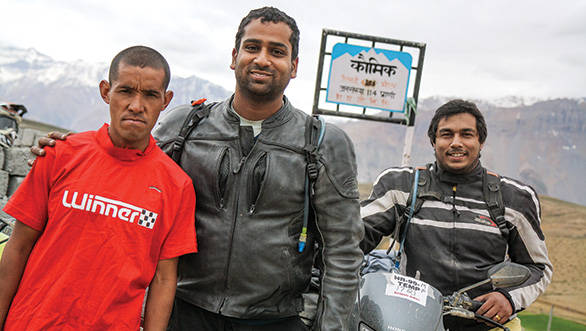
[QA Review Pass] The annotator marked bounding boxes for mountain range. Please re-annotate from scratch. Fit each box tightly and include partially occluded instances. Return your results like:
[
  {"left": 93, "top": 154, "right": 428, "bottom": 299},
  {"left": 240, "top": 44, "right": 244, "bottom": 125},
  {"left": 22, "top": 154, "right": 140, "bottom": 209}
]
[
  {"left": 1, "top": 45, "right": 585, "bottom": 205},
  {"left": 0, "top": 44, "right": 232, "bottom": 131}
]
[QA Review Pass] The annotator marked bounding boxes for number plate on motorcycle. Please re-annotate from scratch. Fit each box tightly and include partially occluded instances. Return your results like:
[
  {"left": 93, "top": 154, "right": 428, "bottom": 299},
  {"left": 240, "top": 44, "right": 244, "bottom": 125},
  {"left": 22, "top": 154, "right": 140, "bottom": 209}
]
[{"left": 384, "top": 273, "right": 428, "bottom": 306}]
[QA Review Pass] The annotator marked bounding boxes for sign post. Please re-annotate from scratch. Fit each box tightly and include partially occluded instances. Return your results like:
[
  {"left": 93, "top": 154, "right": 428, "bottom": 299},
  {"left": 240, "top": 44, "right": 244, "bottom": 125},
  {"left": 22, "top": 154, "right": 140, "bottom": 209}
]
[{"left": 312, "top": 29, "right": 426, "bottom": 165}]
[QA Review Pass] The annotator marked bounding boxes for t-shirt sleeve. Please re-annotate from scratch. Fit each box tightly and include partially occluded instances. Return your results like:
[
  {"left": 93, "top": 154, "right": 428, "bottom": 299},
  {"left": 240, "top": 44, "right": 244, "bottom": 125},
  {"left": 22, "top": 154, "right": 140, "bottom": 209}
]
[
  {"left": 159, "top": 179, "right": 197, "bottom": 260},
  {"left": 3, "top": 150, "right": 55, "bottom": 231}
]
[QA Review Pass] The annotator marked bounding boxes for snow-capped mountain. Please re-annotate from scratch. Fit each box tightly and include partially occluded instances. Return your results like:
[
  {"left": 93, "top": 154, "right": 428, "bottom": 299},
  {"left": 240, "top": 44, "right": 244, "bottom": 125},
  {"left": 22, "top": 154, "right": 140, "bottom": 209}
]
[
  {"left": 0, "top": 44, "right": 231, "bottom": 131},
  {"left": 419, "top": 95, "right": 544, "bottom": 111}
]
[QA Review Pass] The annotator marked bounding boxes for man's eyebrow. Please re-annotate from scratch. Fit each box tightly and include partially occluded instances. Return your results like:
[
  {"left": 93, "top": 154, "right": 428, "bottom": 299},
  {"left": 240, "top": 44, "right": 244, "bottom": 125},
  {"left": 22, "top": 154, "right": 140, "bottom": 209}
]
[
  {"left": 142, "top": 88, "right": 162, "bottom": 95},
  {"left": 268, "top": 41, "right": 288, "bottom": 49},
  {"left": 242, "top": 38, "right": 262, "bottom": 44},
  {"left": 242, "top": 38, "right": 288, "bottom": 50},
  {"left": 116, "top": 84, "right": 134, "bottom": 90}
]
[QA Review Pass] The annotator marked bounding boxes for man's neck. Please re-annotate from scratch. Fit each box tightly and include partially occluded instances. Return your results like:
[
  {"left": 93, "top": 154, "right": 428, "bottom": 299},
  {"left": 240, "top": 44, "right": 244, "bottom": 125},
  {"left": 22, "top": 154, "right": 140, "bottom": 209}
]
[
  {"left": 435, "top": 160, "right": 483, "bottom": 184},
  {"left": 107, "top": 126, "right": 148, "bottom": 152},
  {"left": 232, "top": 90, "right": 284, "bottom": 121}
]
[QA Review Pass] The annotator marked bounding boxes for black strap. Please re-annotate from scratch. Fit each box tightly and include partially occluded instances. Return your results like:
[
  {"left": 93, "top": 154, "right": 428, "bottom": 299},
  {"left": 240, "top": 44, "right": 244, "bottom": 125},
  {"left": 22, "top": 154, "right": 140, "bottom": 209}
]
[
  {"left": 483, "top": 169, "right": 508, "bottom": 237},
  {"left": 392, "top": 165, "right": 432, "bottom": 246},
  {"left": 170, "top": 102, "right": 215, "bottom": 163},
  {"left": 303, "top": 115, "right": 324, "bottom": 184},
  {"left": 298, "top": 115, "right": 326, "bottom": 252}
]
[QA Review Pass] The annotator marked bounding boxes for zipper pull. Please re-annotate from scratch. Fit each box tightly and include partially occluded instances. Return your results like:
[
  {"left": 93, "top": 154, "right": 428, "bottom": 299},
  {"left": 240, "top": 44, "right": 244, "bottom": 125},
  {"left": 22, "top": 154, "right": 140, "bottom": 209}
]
[
  {"left": 452, "top": 185, "right": 460, "bottom": 217},
  {"left": 233, "top": 156, "right": 246, "bottom": 174}
]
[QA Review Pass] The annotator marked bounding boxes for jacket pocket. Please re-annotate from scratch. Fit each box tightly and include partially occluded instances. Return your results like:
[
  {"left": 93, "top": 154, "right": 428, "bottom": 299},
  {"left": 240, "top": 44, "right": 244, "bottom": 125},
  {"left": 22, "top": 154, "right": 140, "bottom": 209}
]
[{"left": 247, "top": 152, "right": 268, "bottom": 214}]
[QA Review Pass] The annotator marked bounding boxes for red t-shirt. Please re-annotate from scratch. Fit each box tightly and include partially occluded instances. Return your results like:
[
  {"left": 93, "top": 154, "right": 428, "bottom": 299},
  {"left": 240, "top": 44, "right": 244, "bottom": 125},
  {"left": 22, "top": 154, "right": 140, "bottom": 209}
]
[{"left": 3, "top": 124, "right": 197, "bottom": 330}]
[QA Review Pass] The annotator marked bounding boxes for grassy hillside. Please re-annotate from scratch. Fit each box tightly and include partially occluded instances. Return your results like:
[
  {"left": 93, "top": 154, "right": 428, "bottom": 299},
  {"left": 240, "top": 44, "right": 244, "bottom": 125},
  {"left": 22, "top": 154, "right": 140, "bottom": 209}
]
[{"left": 358, "top": 184, "right": 586, "bottom": 325}]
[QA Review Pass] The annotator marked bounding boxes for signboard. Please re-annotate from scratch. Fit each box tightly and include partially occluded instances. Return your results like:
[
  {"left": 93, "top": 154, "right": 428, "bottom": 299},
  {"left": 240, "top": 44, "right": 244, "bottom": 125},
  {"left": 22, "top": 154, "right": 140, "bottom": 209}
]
[{"left": 326, "top": 43, "right": 412, "bottom": 112}]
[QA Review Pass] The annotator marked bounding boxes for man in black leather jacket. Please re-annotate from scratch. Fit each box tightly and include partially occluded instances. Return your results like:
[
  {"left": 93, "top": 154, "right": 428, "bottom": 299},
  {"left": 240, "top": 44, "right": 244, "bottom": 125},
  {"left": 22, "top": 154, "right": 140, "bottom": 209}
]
[
  {"left": 361, "top": 100, "right": 552, "bottom": 330},
  {"left": 154, "top": 7, "right": 363, "bottom": 331}
]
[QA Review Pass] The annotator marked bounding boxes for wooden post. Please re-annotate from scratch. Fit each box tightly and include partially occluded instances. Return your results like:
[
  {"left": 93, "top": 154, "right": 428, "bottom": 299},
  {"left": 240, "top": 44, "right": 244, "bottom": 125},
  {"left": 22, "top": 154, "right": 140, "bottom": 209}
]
[{"left": 546, "top": 305, "right": 554, "bottom": 331}]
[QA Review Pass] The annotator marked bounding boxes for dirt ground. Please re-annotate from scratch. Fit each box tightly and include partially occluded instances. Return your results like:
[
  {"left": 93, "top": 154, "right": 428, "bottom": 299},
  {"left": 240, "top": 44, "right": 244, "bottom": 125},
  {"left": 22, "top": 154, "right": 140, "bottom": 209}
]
[
  {"left": 527, "top": 196, "right": 586, "bottom": 324},
  {"left": 358, "top": 185, "right": 586, "bottom": 325}
]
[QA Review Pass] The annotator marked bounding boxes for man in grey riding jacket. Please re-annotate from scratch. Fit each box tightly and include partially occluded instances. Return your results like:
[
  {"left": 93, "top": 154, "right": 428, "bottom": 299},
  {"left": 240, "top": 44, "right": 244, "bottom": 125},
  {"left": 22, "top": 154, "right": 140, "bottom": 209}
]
[
  {"left": 155, "top": 7, "right": 363, "bottom": 331},
  {"left": 360, "top": 99, "right": 552, "bottom": 331}
]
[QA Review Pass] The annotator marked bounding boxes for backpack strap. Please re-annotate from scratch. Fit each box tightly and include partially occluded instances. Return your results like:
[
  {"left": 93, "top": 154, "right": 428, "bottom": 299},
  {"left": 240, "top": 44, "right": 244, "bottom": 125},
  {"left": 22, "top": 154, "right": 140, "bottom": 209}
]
[
  {"left": 170, "top": 98, "right": 215, "bottom": 164},
  {"left": 483, "top": 169, "right": 508, "bottom": 237},
  {"left": 298, "top": 115, "right": 326, "bottom": 252},
  {"left": 393, "top": 165, "right": 435, "bottom": 268}
]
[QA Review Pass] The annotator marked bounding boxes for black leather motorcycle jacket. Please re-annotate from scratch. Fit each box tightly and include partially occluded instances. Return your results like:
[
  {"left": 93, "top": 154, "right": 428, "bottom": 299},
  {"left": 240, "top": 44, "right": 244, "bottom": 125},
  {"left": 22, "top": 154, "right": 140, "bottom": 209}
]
[{"left": 154, "top": 96, "right": 364, "bottom": 331}]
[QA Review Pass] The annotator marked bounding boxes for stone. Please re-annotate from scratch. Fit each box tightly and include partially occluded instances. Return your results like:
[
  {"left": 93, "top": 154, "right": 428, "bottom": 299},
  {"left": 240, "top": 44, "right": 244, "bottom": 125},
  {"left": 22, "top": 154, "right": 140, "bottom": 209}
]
[
  {"left": 0, "top": 197, "right": 15, "bottom": 227},
  {"left": 3, "top": 148, "right": 32, "bottom": 176},
  {"left": 7, "top": 175, "right": 25, "bottom": 197},
  {"left": 0, "top": 170, "right": 8, "bottom": 198},
  {"left": 14, "top": 128, "right": 36, "bottom": 147}
]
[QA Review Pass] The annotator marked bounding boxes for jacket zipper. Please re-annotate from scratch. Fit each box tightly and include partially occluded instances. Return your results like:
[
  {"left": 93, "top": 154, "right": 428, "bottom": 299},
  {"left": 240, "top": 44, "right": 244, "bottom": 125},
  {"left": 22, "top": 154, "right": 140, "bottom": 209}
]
[
  {"left": 247, "top": 152, "right": 267, "bottom": 215},
  {"left": 451, "top": 184, "right": 459, "bottom": 285},
  {"left": 216, "top": 147, "right": 229, "bottom": 209}
]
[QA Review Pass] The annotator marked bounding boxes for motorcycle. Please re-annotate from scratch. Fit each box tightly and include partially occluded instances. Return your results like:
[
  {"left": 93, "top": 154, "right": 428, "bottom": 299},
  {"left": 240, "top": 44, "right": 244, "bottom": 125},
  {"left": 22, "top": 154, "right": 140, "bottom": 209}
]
[{"left": 348, "top": 252, "right": 530, "bottom": 331}]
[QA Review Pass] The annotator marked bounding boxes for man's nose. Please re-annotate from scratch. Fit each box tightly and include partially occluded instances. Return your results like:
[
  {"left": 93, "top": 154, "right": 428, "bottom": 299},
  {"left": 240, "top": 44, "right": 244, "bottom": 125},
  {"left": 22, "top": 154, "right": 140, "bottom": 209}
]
[
  {"left": 450, "top": 134, "right": 464, "bottom": 147},
  {"left": 128, "top": 95, "right": 145, "bottom": 112},
  {"left": 254, "top": 49, "right": 271, "bottom": 67}
]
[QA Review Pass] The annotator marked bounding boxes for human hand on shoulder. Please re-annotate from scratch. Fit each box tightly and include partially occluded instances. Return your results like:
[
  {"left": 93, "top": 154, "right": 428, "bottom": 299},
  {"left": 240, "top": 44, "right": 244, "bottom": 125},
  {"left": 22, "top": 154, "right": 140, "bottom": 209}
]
[
  {"left": 474, "top": 291, "right": 513, "bottom": 325},
  {"left": 28, "top": 131, "right": 71, "bottom": 166}
]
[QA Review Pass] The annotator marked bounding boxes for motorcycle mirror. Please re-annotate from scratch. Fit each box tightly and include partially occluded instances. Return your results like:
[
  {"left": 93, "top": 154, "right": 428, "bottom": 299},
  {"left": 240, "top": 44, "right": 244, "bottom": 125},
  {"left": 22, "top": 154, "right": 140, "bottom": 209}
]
[
  {"left": 488, "top": 262, "right": 531, "bottom": 288},
  {"left": 453, "top": 262, "right": 532, "bottom": 298}
]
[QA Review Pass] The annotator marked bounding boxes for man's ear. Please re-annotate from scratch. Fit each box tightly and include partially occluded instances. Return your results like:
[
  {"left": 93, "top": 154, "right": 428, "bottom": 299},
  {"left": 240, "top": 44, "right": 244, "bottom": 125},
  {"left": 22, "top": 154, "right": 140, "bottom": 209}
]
[
  {"left": 99, "top": 80, "right": 111, "bottom": 104},
  {"left": 230, "top": 48, "right": 237, "bottom": 70},
  {"left": 162, "top": 90, "right": 174, "bottom": 111},
  {"left": 290, "top": 57, "right": 299, "bottom": 79}
]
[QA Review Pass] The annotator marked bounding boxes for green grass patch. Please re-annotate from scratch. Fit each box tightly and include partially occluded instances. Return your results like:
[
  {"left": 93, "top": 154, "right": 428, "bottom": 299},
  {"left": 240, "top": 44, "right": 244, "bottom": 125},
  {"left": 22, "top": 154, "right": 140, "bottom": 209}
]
[{"left": 519, "top": 312, "right": 586, "bottom": 331}]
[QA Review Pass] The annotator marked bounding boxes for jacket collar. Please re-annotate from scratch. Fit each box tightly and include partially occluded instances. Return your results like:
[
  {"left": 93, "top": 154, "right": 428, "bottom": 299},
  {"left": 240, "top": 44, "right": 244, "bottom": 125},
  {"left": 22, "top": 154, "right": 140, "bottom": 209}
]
[
  {"left": 433, "top": 160, "right": 484, "bottom": 184},
  {"left": 223, "top": 94, "right": 293, "bottom": 128}
]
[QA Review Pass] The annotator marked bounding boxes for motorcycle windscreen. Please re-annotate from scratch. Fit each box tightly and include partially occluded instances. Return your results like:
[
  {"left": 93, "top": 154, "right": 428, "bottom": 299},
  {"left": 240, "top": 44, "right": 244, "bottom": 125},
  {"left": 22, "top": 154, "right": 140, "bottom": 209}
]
[{"left": 350, "top": 272, "right": 445, "bottom": 331}]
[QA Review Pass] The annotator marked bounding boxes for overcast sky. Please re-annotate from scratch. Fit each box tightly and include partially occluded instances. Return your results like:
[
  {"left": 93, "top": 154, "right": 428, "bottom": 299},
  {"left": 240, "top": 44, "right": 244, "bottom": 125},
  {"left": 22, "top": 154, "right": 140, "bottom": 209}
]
[{"left": 1, "top": 0, "right": 585, "bottom": 110}]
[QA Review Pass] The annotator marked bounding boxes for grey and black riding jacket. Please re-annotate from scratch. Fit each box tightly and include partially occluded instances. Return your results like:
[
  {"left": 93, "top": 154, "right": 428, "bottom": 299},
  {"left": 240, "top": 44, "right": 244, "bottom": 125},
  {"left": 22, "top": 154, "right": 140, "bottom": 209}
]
[
  {"left": 154, "top": 96, "right": 364, "bottom": 331},
  {"left": 360, "top": 162, "right": 552, "bottom": 313}
]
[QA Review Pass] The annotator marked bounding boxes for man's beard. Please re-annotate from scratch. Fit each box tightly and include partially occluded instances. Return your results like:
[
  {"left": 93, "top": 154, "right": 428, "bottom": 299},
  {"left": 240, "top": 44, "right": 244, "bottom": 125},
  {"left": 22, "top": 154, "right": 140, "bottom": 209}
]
[{"left": 235, "top": 66, "right": 290, "bottom": 102}]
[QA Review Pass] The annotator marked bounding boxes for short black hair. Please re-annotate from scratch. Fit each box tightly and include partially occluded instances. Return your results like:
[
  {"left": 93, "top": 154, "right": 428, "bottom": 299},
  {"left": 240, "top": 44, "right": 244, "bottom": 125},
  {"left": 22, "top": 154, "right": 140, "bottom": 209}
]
[
  {"left": 108, "top": 45, "right": 171, "bottom": 89},
  {"left": 427, "top": 99, "right": 487, "bottom": 145},
  {"left": 235, "top": 6, "right": 300, "bottom": 60}
]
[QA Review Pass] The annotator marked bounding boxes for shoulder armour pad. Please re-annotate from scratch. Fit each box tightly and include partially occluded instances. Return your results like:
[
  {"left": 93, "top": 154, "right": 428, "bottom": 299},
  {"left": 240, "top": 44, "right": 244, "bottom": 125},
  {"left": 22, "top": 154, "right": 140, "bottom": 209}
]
[
  {"left": 319, "top": 123, "right": 359, "bottom": 199},
  {"left": 153, "top": 104, "right": 193, "bottom": 144}
]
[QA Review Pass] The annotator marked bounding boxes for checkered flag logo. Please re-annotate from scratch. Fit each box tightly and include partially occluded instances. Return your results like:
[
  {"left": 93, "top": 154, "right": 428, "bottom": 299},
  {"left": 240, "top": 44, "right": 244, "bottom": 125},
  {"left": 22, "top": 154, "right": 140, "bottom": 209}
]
[{"left": 138, "top": 209, "right": 158, "bottom": 229}]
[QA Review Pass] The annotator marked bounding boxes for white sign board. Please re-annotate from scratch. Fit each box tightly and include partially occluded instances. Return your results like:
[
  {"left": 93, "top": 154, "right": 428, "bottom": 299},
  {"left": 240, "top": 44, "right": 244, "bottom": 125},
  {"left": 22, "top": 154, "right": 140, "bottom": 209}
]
[
  {"left": 326, "top": 43, "right": 412, "bottom": 112},
  {"left": 385, "top": 273, "right": 428, "bottom": 306}
]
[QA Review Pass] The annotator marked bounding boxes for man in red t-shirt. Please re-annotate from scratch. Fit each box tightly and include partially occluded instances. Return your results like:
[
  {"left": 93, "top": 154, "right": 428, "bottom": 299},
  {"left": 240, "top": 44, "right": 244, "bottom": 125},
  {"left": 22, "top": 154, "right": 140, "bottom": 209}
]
[{"left": 0, "top": 46, "right": 197, "bottom": 331}]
